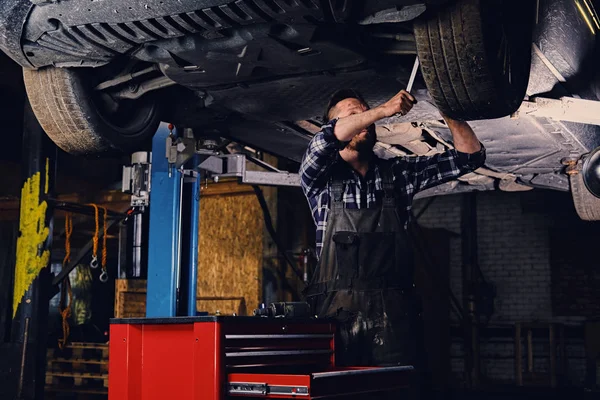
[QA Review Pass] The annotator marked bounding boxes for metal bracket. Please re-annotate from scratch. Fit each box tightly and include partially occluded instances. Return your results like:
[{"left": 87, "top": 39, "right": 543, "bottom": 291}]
[
  {"left": 166, "top": 130, "right": 197, "bottom": 169},
  {"left": 197, "top": 154, "right": 301, "bottom": 187},
  {"left": 122, "top": 151, "right": 152, "bottom": 207}
]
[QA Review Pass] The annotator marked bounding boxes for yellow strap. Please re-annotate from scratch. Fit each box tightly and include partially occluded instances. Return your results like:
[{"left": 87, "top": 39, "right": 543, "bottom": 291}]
[
  {"left": 62, "top": 213, "right": 72, "bottom": 266},
  {"left": 58, "top": 213, "right": 73, "bottom": 350},
  {"left": 58, "top": 278, "right": 72, "bottom": 350},
  {"left": 101, "top": 206, "right": 108, "bottom": 271},
  {"left": 90, "top": 204, "right": 99, "bottom": 258}
]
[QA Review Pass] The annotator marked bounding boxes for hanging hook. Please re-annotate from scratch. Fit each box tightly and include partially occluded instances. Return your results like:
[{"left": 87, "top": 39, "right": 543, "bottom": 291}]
[
  {"left": 99, "top": 269, "right": 109, "bottom": 283},
  {"left": 90, "top": 255, "right": 99, "bottom": 269}
]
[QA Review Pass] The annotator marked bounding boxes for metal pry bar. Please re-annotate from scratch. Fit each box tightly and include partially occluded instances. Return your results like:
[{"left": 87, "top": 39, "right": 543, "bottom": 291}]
[{"left": 406, "top": 56, "right": 420, "bottom": 93}]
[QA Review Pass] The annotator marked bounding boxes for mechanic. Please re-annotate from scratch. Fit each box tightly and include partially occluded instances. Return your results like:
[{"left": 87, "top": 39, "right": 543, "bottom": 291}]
[{"left": 300, "top": 89, "right": 485, "bottom": 372}]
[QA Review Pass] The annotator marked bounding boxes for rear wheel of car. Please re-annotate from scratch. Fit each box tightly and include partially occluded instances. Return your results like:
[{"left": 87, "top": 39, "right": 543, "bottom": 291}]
[
  {"left": 570, "top": 170, "right": 600, "bottom": 221},
  {"left": 570, "top": 150, "right": 600, "bottom": 221},
  {"left": 23, "top": 66, "right": 160, "bottom": 155},
  {"left": 414, "top": 0, "right": 535, "bottom": 120}
]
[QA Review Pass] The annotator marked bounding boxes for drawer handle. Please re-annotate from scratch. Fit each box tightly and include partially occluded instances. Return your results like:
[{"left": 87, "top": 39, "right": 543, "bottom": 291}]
[{"left": 228, "top": 382, "right": 309, "bottom": 396}]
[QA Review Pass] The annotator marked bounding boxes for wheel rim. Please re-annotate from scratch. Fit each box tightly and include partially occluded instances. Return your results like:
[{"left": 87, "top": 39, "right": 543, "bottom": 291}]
[
  {"left": 583, "top": 147, "right": 600, "bottom": 198},
  {"left": 92, "top": 91, "right": 157, "bottom": 137}
]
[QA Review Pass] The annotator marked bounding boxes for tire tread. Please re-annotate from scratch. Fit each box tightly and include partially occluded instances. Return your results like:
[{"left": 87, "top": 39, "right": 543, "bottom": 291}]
[
  {"left": 414, "top": 0, "right": 531, "bottom": 120},
  {"left": 570, "top": 171, "right": 600, "bottom": 221},
  {"left": 24, "top": 67, "right": 108, "bottom": 154}
]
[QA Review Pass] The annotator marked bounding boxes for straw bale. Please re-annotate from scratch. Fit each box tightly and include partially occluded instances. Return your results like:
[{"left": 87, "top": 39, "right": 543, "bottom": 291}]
[
  {"left": 197, "top": 186, "right": 263, "bottom": 315},
  {"left": 114, "top": 279, "right": 147, "bottom": 318}
]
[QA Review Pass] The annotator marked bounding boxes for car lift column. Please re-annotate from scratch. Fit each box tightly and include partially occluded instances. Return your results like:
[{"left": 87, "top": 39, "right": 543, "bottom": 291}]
[
  {"left": 146, "top": 123, "right": 183, "bottom": 317},
  {"left": 146, "top": 124, "right": 200, "bottom": 317},
  {"left": 181, "top": 156, "right": 200, "bottom": 316},
  {"left": 9, "top": 101, "right": 55, "bottom": 399}
]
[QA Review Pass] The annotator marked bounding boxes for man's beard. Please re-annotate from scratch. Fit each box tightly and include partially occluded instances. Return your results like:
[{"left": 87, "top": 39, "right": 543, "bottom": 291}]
[{"left": 347, "top": 125, "right": 377, "bottom": 160}]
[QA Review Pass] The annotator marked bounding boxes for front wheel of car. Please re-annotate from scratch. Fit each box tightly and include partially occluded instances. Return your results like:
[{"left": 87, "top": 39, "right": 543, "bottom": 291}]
[
  {"left": 23, "top": 66, "right": 160, "bottom": 155},
  {"left": 414, "top": 0, "right": 535, "bottom": 121}
]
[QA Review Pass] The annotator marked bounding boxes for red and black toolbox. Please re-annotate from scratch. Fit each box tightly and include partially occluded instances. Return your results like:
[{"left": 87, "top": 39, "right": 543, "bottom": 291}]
[{"left": 108, "top": 316, "right": 413, "bottom": 399}]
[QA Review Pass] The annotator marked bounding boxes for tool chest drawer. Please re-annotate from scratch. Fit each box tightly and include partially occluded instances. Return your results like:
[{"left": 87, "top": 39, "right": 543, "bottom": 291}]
[{"left": 228, "top": 366, "right": 414, "bottom": 399}]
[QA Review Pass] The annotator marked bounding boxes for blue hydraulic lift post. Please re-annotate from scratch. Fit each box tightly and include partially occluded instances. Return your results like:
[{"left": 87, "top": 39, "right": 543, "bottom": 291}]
[
  {"left": 146, "top": 123, "right": 182, "bottom": 317},
  {"left": 186, "top": 158, "right": 200, "bottom": 316}
]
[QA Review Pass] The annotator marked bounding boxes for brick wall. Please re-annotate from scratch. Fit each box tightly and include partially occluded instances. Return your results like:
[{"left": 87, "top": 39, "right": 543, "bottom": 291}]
[
  {"left": 413, "top": 190, "right": 588, "bottom": 387},
  {"left": 416, "top": 194, "right": 463, "bottom": 304}
]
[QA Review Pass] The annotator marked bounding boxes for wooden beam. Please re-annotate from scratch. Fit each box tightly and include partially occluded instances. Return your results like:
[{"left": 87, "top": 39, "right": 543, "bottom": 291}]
[
  {"left": 0, "top": 190, "right": 131, "bottom": 221},
  {"left": 0, "top": 182, "right": 256, "bottom": 219}
]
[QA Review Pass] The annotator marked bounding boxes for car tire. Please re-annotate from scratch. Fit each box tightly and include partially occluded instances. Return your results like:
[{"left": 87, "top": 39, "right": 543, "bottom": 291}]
[
  {"left": 23, "top": 66, "right": 160, "bottom": 155},
  {"left": 570, "top": 168, "right": 600, "bottom": 221},
  {"left": 414, "top": 0, "right": 534, "bottom": 120}
]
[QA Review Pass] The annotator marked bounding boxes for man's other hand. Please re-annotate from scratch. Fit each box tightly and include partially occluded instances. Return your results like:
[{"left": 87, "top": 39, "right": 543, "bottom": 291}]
[{"left": 380, "top": 90, "right": 417, "bottom": 118}]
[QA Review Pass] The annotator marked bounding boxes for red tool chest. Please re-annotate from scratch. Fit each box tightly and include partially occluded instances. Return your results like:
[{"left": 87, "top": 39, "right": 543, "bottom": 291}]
[{"left": 108, "top": 316, "right": 413, "bottom": 399}]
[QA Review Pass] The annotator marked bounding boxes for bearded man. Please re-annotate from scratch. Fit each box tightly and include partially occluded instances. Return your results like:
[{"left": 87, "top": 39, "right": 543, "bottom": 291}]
[{"left": 300, "top": 89, "right": 485, "bottom": 371}]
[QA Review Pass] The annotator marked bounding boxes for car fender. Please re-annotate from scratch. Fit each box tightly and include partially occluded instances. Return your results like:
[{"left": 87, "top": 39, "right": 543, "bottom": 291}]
[{"left": 0, "top": 0, "right": 34, "bottom": 68}]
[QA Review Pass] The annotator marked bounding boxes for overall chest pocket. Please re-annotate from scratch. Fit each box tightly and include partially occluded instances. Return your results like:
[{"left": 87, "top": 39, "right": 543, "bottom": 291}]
[{"left": 333, "top": 231, "right": 397, "bottom": 281}]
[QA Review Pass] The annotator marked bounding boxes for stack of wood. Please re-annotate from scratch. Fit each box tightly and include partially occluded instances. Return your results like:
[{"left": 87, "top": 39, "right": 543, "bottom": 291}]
[{"left": 45, "top": 342, "right": 108, "bottom": 399}]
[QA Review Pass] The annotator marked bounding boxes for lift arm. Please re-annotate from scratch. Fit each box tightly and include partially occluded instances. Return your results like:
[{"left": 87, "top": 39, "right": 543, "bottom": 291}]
[
  {"left": 518, "top": 96, "right": 600, "bottom": 126},
  {"left": 198, "top": 154, "right": 301, "bottom": 187}
]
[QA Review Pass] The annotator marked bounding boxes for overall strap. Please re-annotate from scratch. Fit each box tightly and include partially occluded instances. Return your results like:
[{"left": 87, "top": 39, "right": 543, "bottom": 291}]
[
  {"left": 381, "top": 165, "right": 396, "bottom": 209},
  {"left": 330, "top": 179, "right": 344, "bottom": 210}
]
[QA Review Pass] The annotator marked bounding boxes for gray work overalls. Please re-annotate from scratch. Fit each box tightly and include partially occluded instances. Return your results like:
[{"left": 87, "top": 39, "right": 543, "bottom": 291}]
[{"left": 305, "top": 165, "right": 418, "bottom": 368}]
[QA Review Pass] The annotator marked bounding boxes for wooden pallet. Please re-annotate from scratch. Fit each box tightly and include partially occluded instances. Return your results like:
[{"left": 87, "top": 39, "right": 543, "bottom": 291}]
[
  {"left": 46, "top": 371, "right": 108, "bottom": 388},
  {"left": 45, "top": 385, "right": 108, "bottom": 399},
  {"left": 47, "top": 342, "right": 109, "bottom": 361},
  {"left": 46, "top": 342, "right": 109, "bottom": 398},
  {"left": 48, "top": 357, "right": 108, "bottom": 374},
  {"left": 45, "top": 387, "right": 108, "bottom": 400}
]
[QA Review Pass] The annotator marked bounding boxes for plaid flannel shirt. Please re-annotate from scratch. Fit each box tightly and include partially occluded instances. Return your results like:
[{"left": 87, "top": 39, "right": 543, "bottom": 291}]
[{"left": 300, "top": 119, "right": 486, "bottom": 258}]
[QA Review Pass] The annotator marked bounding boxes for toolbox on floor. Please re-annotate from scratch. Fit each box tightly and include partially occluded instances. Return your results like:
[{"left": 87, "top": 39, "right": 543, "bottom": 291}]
[{"left": 109, "top": 316, "right": 413, "bottom": 399}]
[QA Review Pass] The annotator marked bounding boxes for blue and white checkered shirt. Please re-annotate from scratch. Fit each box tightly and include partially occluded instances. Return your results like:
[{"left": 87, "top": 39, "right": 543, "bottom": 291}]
[{"left": 300, "top": 119, "right": 486, "bottom": 258}]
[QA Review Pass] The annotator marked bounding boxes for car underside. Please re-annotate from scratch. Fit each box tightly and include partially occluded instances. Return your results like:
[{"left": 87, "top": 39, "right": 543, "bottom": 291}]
[{"left": 2, "top": 0, "right": 600, "bottom": 218}]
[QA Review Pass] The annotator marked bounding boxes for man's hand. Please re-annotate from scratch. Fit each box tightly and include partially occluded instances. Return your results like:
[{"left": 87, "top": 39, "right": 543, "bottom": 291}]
[{"left": 379, "top": 90, "right": 417, "bottom": 118}]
